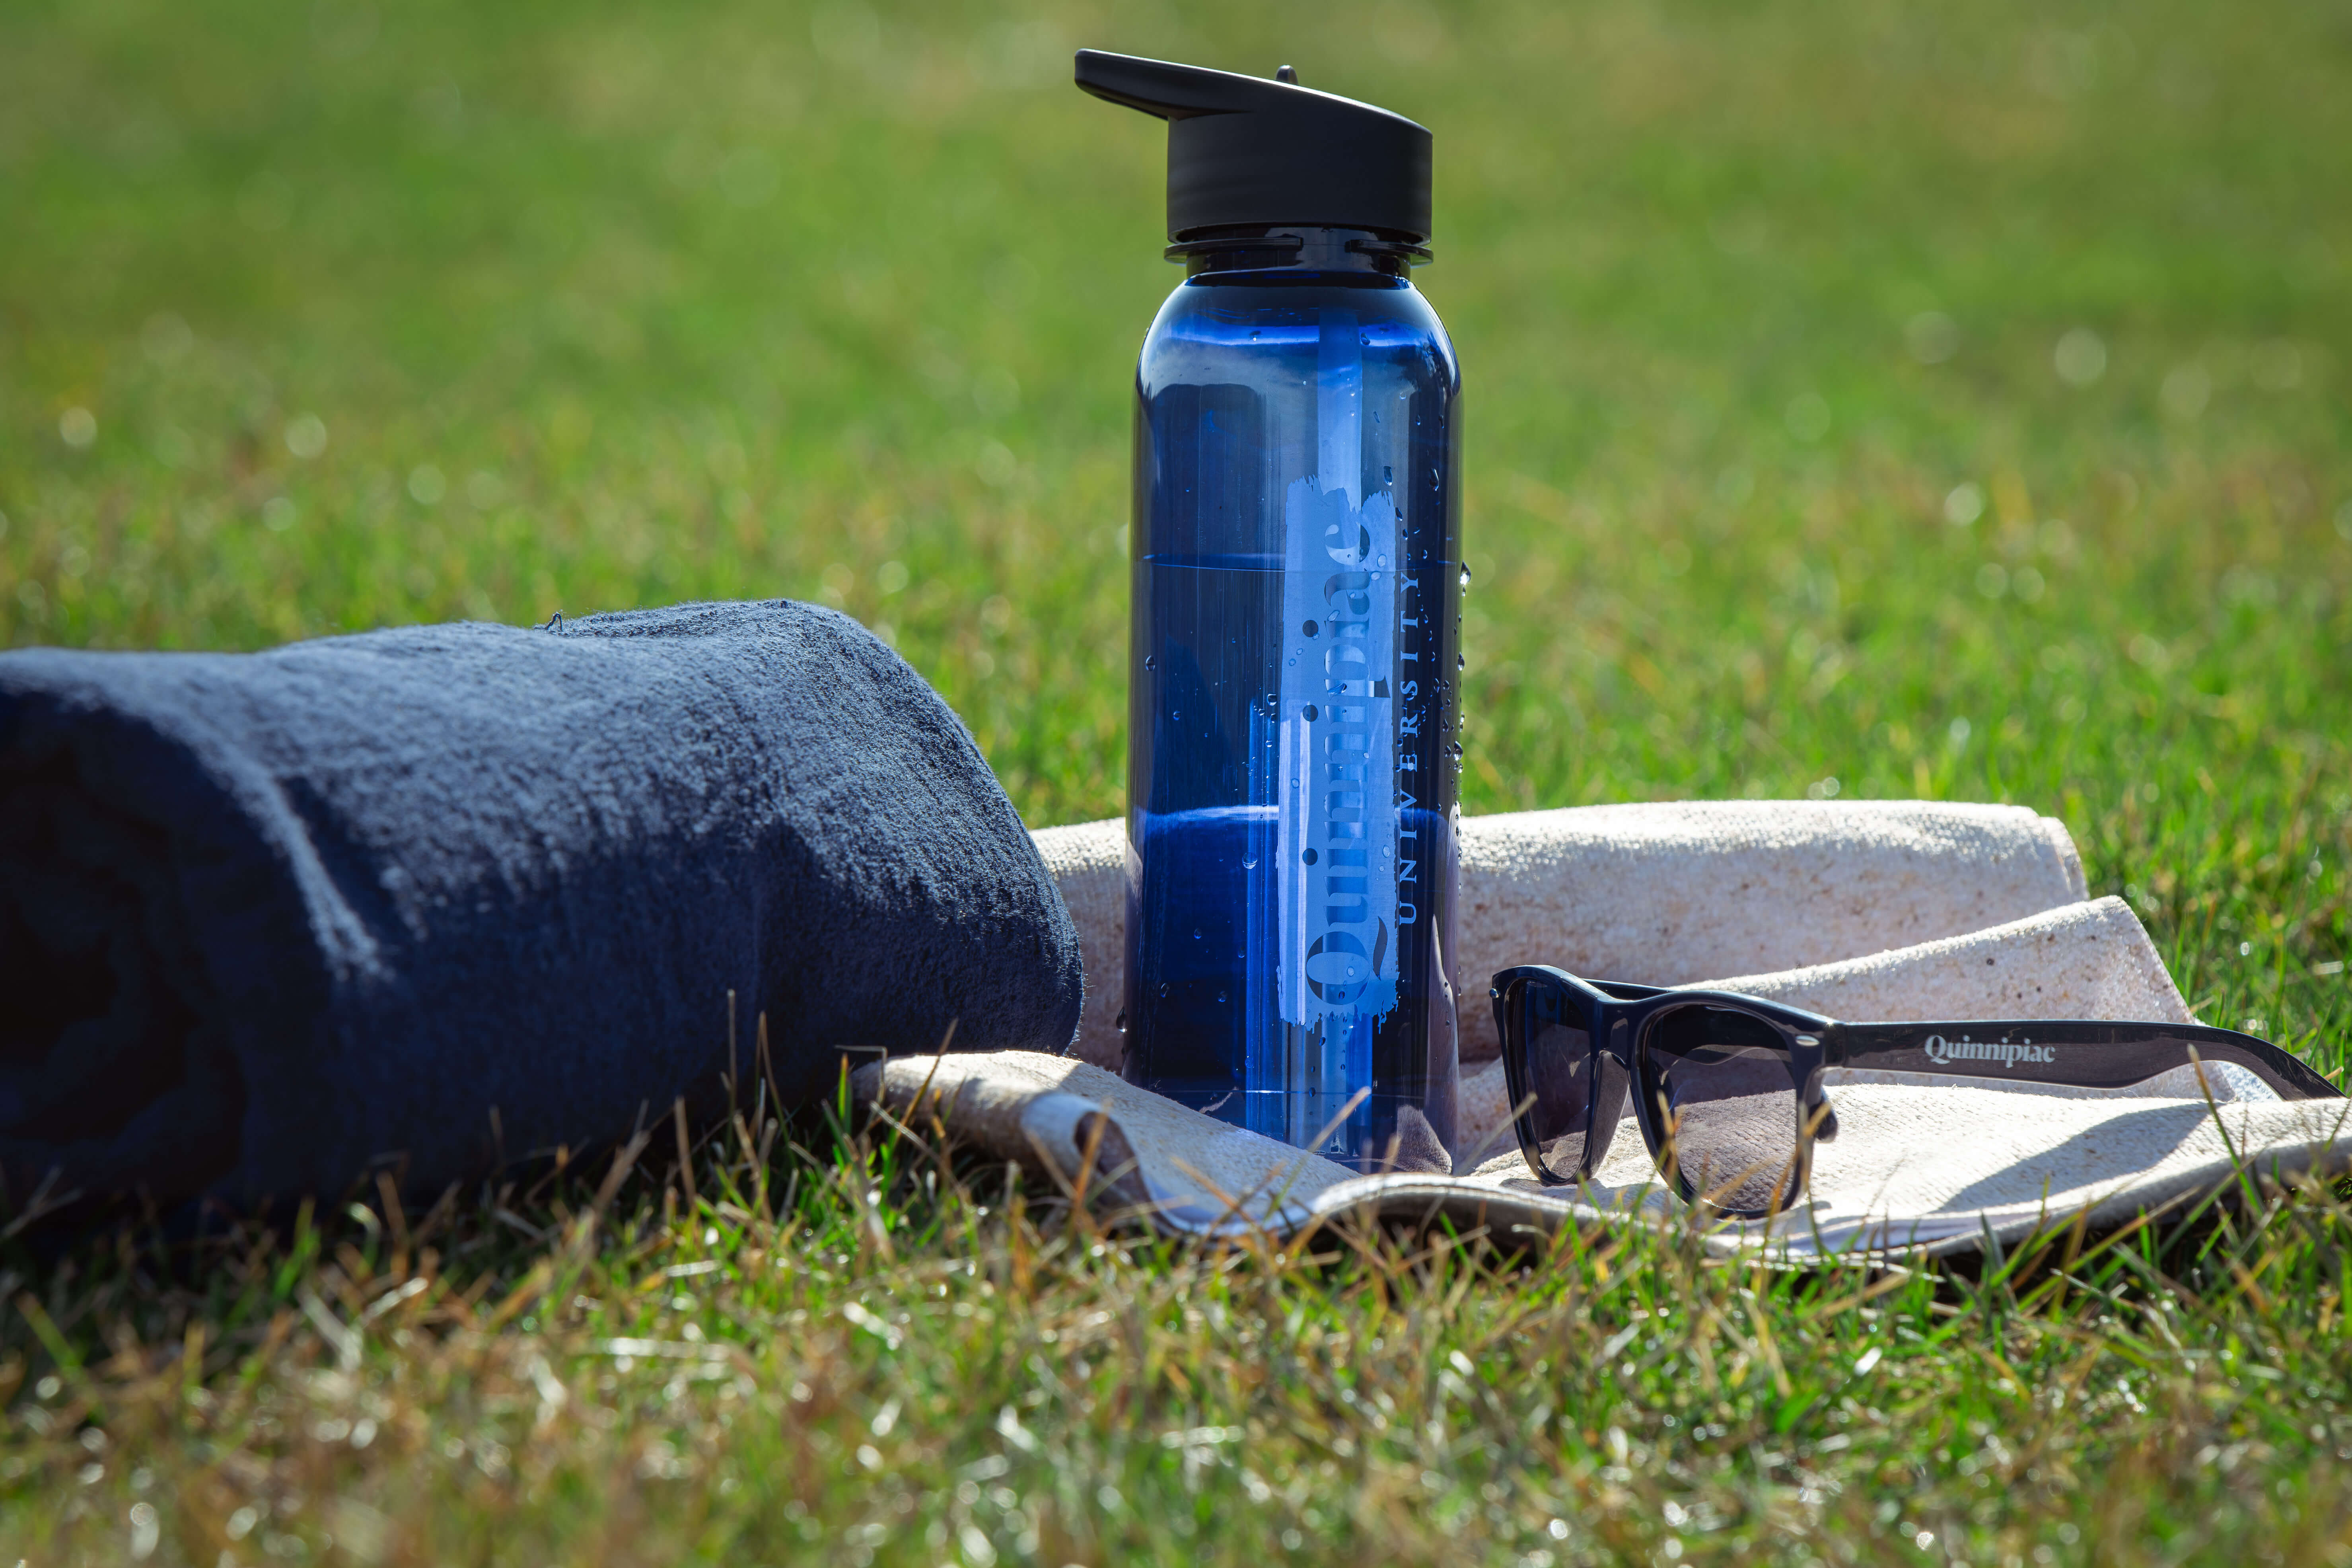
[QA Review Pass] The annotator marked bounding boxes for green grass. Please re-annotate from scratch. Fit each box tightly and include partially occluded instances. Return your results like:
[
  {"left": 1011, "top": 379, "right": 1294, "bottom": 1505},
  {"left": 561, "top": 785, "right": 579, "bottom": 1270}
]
[{"left": 3, "top": 0, "right": 2351, "bottom": 1559}]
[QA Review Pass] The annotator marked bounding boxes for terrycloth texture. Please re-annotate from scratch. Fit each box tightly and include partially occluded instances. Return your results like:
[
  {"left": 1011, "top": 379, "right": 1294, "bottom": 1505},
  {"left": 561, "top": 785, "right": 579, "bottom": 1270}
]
[
  {"left": 1699, "top": 895, "right": 2188, "bottom": 1023},
  {"left": 1446, "top": 1055, "right": 2352, "bottom": 1257},
  {"left": 0, "top": 600, "right": 1083, "bottom": 1209},
  {"left": 1035, "top": 802, "right": 2093, "bottom": 1070},
  {"left": 860, "top": 1052, "right": 1313, "bottom": 1233},
  {"left": 1032, "top": 821, "right": 1128, "bottom": 1068},
  {"left": 882, "top": 802, "right": 2329, "bottom": 1257},
  {"left": 855, "top": 909, "right": 2344, "bottom": 1259},
  {"left": 1455, "top": 895, "right": 2191, "bottom": 1171}
]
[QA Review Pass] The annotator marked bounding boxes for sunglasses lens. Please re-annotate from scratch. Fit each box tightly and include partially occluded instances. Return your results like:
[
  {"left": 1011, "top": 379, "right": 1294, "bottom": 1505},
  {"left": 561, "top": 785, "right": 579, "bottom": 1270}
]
[
  {"left": 1509, "top": 981, "right": 1600, "bottom": 1182},
  {"left": 1644, "top": 1004, "right": 1804, "bottom": 1215}
]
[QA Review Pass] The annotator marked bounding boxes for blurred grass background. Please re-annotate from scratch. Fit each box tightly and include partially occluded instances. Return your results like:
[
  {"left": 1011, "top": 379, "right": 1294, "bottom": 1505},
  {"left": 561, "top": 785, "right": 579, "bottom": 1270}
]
[
  {"left": 4, "top": 0, "right": 2346, "bottom": 1057},
  {"left": 7, "top": 1, "right": 2352, "bottom": 1560}
]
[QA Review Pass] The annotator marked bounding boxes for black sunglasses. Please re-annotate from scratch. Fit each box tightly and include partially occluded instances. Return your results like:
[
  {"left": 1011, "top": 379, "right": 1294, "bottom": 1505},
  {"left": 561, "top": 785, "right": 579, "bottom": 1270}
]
[{"left": 1490, "top": 965, "right": 2343, "bottom": 1219}]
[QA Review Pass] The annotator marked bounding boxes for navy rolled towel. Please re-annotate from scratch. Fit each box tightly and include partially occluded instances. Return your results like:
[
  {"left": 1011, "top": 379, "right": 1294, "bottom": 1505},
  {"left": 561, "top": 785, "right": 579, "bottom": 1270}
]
[{"left": 0, "top": 600, "right": 1082, "bottom": 1210}]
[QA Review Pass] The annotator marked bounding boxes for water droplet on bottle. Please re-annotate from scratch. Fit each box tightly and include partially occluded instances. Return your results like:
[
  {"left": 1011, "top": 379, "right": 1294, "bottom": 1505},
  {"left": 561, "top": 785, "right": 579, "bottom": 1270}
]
[
  {"left": 1143, "top": 654, "right": 1156, "bottom": 671},
  {"left": 1192, "top": 927, "right": 1202, "bottom": 941},
  {"left": 1115, "top": 1010, "right": 1127, "bottom": 1035},
  {"left": 1301, "top": 619, "right": 1319, "bottom": 637},
  {"left": 1303, "top": 704, "right": 1319, "bottom": 721},
  {"left": 1446, "top": 741, "right": 1463, "bottom": 761},
  {"left": 1241, "top": 850, "right": 1259, "bottom": 869},
  {"left": 1158, "top": 982, "right": 1169, "bottom": 998},
  {"left": 1383, "top": 465, "right": 1393, "bottom": 484},
  {"left": 1216, "top": 990, "right": 1228, "bottom": 1004},
  {"left": 1302, "top": 847, "right": 1319, "bottom": 865},
  {"left": 1459, "top": 564, "right": 1473, "bottom": 588},
  {"left": 1457, "top": 653, "right": 1466, "bottom": 669}
]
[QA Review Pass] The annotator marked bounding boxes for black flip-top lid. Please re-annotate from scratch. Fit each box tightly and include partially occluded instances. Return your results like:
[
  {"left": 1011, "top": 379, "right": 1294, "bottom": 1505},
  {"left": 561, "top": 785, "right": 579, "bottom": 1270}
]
[{"left": 1075, "top": 49, "right": 1432, "bottom": 243}]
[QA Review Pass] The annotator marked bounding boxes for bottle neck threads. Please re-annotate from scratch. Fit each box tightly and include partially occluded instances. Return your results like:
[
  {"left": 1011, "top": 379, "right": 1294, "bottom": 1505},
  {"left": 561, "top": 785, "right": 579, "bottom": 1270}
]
[{"left": 1169, "top": 225, "right": 1430, "bottom": 279}]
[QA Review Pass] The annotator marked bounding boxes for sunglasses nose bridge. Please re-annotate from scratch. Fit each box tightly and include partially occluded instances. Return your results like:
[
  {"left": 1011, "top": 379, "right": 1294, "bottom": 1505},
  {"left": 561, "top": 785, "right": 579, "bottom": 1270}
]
[
  {"left": 1583, "top": 1044, "right": 1632, "bottom": 1172},
  {"left": 1606, "top": 1012, "right": 1633, "bottom": 1061},
  {"left": 1792, "top": 1032, "right": 1839, "bottom": 1142}
]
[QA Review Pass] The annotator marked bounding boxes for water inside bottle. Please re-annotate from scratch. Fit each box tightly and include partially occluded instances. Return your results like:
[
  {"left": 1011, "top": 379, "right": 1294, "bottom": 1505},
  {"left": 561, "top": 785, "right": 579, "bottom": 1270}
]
[{"left": 1125, "top": 277, "right": 1462, "bottom": 1171}]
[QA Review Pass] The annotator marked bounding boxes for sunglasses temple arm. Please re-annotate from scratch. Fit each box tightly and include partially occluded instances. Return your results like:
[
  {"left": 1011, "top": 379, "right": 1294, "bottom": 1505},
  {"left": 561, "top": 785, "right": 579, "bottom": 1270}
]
[
  {"left": 1830, "top": 1021, "right": 2117, "bottom": 1082},
  {"left": 1827, "top": 1021, "right": 2334, "bottom": 1100}
]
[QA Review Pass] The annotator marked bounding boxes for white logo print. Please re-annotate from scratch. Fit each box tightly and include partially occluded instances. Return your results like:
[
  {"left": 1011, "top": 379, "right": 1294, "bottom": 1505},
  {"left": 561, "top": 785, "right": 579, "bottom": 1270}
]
[
  {"left": 1922, "top": 1033, "right": 2056, "bottom": 1068},
  {"left": 1278, "top": 305, "right": 1404, "bottom": 1034}
]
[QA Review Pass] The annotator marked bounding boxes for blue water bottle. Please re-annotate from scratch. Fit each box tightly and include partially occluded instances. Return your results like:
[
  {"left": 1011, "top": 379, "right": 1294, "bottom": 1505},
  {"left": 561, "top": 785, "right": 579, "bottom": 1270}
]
[{"left": 1077, "top": 51, "right": 1463, "bottom": 1173}]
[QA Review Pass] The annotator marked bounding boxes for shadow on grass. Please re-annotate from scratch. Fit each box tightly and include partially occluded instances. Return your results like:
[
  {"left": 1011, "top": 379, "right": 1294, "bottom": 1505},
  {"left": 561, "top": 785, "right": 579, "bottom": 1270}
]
[{"left": 3, "top": 1058, "right": 2348, "bottom": 1562}]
